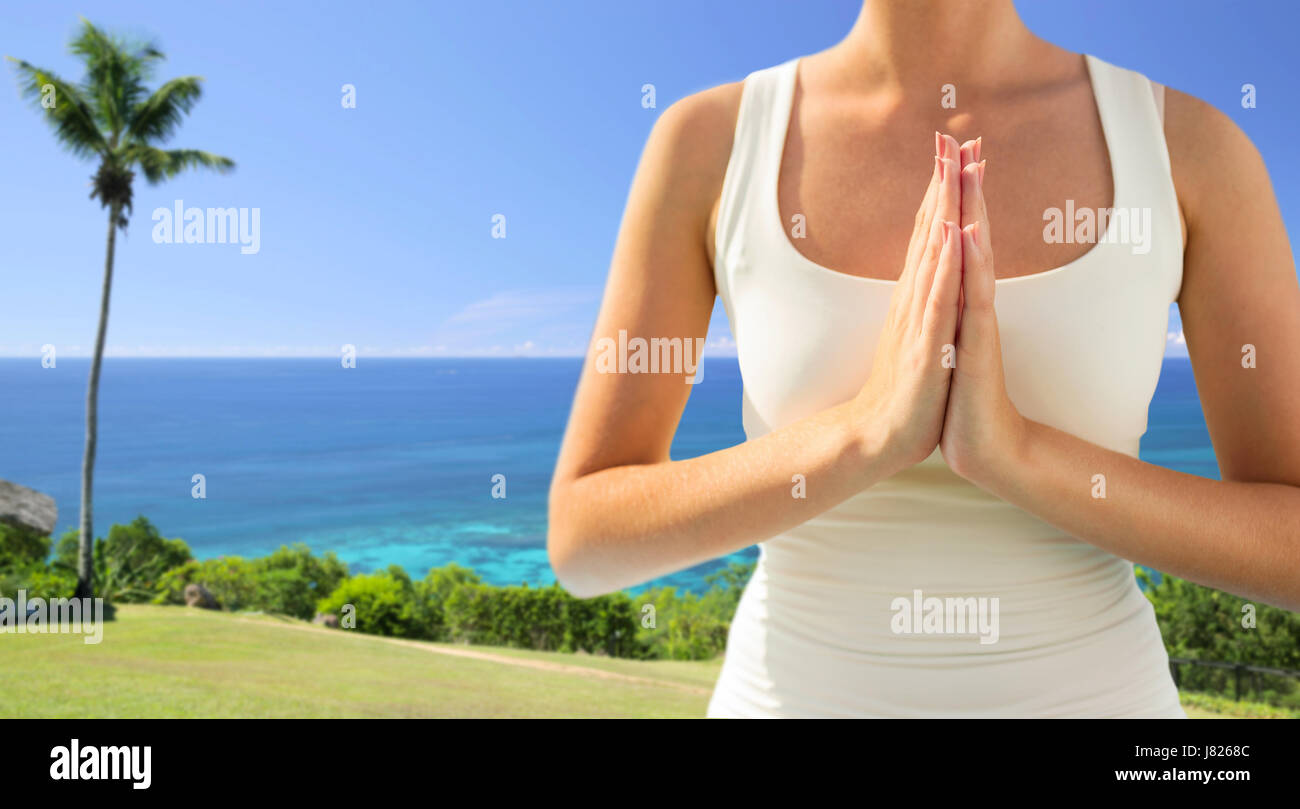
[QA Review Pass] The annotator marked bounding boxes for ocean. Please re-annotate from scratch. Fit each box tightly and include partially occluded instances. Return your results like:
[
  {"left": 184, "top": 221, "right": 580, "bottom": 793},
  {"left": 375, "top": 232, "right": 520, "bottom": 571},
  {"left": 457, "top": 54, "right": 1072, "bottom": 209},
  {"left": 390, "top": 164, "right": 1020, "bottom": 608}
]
[{"left": 1, "top": 356, "right": 1215, "bottom": 593}]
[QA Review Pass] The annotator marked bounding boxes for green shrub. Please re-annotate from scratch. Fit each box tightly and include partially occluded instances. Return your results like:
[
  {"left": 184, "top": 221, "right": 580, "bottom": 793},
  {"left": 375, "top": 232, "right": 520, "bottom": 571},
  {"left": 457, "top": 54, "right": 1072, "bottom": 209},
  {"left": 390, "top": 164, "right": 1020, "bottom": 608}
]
[
  {"left": 442, "top": 581, "right": 496, "bottom": 644},
  {"left": 53, "top": 517, "right": 192, "bottom": 603},
  {"left": 558, "top": 590, "right": 639, "bottom": 656},
  {"left": 629, "top": 561, "right": 754, "bottom": 660},
  {"left": 414, "top": 562, "right": 481, "bottom": 641},
  {"left": 0, "top": 523, "right": 51, "bottom": 570},
  {"left": 20, "top": 565, "right": 78, "bottom": 600},
  {"left": 252, "top": 567, "right": 314, "bottom": 617},
  {"left": 155, "top": 556, "right": 257, "bottom": 610},
  {"left": 250, "top": 544, "right": 349, "bottom": 619},
  {"left": 153, "top": 544, "right": 349, "bottom": 617},
  {"left": 442, "top": 582, "right": 570, "bottom": 650},
  {"left": 0, "top": 560, "right": 77, "bottom": 600},
  {"left": 6, "top": 511, "right": 752, "bottom": 662},
  {"left": 1141, "top": 569, "right": 1300, "bottom": 708},
  {"left": 1178, "top": 690, "right": 1300, "bottom": 719},
  {"left": 633, "top": 586, "right": 730, "bottom": 660},
  {"left": 0, "top": 523, "right": 62, "bottom": 600},
  {"left": 426, "top": 561, "right": 750, "bottom": 660},
  {"left": 315, "top": 567, "right": 420, "bottom": 637}
]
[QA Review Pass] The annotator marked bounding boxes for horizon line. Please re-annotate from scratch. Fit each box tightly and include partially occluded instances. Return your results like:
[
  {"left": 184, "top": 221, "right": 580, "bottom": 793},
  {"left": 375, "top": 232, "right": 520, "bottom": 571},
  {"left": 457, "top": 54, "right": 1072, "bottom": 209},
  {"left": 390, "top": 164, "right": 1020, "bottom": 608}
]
[{"left": 0, "top": 353, "right": 1194, "bottom": 361}]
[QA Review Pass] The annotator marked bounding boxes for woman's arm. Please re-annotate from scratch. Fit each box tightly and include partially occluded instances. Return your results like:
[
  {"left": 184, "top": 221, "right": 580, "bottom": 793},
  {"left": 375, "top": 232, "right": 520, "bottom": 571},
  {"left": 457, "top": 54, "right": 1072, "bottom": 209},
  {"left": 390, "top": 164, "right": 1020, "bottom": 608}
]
[
  {"left": 548, "top": 90, "right": 965, "bottom": 598},
  {"left": 942, "top": 96, "right": 1300, "bottom": 611}
]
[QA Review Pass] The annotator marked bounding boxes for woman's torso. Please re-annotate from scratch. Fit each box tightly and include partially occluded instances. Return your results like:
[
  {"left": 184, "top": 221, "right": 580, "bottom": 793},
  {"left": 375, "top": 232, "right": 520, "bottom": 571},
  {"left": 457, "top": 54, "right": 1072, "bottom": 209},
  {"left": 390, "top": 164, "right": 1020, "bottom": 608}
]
[{"left": 707, "top": 54, "right": 1185, "bottom": 717}]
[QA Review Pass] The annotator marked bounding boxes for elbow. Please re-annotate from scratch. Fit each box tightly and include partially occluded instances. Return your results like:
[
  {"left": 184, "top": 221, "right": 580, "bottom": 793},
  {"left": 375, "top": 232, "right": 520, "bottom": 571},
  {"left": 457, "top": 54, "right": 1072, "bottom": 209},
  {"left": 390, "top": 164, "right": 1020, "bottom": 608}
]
[
  {"left": 547, "top": 485, "right": 612, "bottom": 600},
  {"left": 547, "top": 528, "right": 610, "bottom": 600}
]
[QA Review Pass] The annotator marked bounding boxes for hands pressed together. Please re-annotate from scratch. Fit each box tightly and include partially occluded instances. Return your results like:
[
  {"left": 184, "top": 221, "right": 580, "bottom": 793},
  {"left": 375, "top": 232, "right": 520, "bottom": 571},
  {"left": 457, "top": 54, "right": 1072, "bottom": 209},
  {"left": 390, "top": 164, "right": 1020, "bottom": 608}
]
[{"left": 850, "top": 132, "right": 1027, "bottom": 483}]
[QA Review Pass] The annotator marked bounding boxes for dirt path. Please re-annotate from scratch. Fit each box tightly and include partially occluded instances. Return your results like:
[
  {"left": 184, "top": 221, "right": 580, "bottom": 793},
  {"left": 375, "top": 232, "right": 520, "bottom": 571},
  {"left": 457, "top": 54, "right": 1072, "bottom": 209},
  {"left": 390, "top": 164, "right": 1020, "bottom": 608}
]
[{"left": 242, "top": 616, "right": 712, "bottom": 697}]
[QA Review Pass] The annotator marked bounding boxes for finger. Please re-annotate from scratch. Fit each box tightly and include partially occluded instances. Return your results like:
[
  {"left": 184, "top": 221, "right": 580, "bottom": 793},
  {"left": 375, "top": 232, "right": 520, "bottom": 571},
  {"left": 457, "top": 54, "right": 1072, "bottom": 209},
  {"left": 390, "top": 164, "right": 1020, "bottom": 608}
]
[
  {"left": 961, "top": 222, "right": 996, "bottom": 322},
  {"left": 922, "top": 220, "right": 963, "bottom": 344},
  {"left": 910, "top": 152, "right": 960, "bottom": 322},
  {"left": 960, "top": 158, "right": 991, "bottom": 249},
  {"left": 902, "top": 154, "right": 941, "bottom": 280},
  {"left": 932, "top": 137, "right": 962, "bottom": 234},
  {"left": 901, "top": 135, "right": 945, "bottom": 284},
  {"left": 959, "top": 136, "right": 982, "bottom": 169},
  {"left": 955, "top": 270, "right": 965, "bottom": 343}
]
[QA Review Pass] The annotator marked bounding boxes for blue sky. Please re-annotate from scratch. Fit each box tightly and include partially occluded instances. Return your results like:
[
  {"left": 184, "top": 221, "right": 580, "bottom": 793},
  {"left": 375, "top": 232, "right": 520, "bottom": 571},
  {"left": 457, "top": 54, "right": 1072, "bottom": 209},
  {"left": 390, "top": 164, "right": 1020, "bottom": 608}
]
[{"left": 1, "top": 0, "right": 1296, "bottom": 359}]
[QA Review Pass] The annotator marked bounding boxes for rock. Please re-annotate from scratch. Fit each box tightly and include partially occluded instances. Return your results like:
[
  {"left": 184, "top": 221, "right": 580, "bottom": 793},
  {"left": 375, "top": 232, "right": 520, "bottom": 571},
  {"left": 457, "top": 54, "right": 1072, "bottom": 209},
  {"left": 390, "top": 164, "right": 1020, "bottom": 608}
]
[
  {"left": 0, "top": 480, "right": 57, "bottom": 536},
  {"left": 312, "top": 613, "right": 339, "bottom": 628},
  {"left": 184, "top": 583, "right": 220, "bottom": 610}
]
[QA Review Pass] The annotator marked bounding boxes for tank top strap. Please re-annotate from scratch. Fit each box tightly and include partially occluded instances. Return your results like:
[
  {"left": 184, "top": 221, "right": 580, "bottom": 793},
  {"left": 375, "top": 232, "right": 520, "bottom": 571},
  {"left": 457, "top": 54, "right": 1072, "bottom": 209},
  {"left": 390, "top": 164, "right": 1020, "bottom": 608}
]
[
  {"left": 714, "top": 59, "right": 798, "bottom": 311},
  {"left": 1086, "top": 54, "right": 1171, "bottom": 179},
  {"left": 1085, "top": 54, "right": 1184, "bottom": 301}
]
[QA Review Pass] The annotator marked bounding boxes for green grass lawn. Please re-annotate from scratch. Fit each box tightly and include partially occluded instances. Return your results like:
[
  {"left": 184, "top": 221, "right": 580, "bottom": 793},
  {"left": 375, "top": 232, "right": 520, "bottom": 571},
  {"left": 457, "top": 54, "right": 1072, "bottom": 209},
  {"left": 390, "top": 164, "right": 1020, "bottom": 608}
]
[
  {"left": 0, "top": 605, "right": 719, "bottom": 718},
  {"left": 0, "top": 605, "right": 1243, "bottom": 718}
]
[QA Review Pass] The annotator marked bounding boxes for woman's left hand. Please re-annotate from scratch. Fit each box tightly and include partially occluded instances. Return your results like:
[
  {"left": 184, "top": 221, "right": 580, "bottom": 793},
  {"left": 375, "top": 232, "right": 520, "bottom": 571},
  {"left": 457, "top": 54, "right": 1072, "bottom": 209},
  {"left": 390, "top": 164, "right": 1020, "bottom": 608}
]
[{"left": 939, "top": 141, "right": 1028, "bottom": 484}]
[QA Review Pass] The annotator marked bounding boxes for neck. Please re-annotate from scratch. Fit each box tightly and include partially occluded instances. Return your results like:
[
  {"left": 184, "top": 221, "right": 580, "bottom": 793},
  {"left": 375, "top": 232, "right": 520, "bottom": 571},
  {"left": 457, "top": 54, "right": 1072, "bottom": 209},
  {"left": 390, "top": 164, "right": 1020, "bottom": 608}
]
[{"left": 830, "top": 0, "right": 1051, "bottom": 90}]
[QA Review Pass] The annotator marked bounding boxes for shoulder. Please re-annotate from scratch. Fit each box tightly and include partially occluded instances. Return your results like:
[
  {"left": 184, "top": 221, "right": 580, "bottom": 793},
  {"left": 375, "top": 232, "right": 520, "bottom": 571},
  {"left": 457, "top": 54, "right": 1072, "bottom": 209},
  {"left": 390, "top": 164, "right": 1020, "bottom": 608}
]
[
  {"left": 1085, "top": 55, "right": 1269, "bottom": 235},
  {"left": 653, "top": 81, "right": 745, "bottom": 147},
  {"left": 638, "top": 81, "right": 744, "bottom": 195},
  {"left": 1163, "top": 85, "right": 1273, "bottom": 231},
  {"left": 629, "top": 80, "right": 745, "bottom": 251}
]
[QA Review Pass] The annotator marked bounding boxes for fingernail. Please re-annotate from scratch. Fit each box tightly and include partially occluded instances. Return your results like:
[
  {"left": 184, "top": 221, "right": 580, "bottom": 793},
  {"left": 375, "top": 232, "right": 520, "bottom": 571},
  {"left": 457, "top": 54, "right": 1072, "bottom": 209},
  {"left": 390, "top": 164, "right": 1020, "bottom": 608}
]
[
  {"left": 935, "top": 131, "right": 942, "bottom": 157},
  {"left": 978, "top": 159, "right": 986, "bottom": 183},
  {"left": 975, "top": 136, "right": 982, "bottom": 162},
  {"left": 936, "top": 155, "right": 944, "bottom": 182}
]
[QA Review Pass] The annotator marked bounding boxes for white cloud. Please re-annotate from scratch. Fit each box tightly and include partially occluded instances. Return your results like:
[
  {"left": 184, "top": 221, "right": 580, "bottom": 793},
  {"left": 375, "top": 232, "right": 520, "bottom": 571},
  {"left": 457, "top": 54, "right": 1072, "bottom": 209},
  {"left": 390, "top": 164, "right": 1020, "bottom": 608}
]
[
  {"left": 432, "top": 287, "right": 599, "bottom": 356},
  {"left": 706, "top": 334, "right": 737, "bottom": 357},
  {"left": 1164, "top": 329, "right": 1188, "bottom": 358}
]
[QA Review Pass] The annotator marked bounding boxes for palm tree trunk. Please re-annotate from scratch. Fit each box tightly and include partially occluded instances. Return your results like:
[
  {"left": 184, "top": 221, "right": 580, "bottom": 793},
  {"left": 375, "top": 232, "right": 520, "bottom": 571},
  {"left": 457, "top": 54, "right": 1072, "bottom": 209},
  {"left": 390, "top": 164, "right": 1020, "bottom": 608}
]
[{"left": 75, "top": 202, "right": 119, "bottom": 599}]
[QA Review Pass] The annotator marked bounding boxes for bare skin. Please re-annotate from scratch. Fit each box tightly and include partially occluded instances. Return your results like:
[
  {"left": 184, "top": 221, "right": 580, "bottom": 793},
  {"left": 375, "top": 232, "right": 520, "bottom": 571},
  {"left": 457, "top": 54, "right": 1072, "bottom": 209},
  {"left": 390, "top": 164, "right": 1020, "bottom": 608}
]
[{"left": 549, "top": 0, "right": 1300, "bottom": 609}]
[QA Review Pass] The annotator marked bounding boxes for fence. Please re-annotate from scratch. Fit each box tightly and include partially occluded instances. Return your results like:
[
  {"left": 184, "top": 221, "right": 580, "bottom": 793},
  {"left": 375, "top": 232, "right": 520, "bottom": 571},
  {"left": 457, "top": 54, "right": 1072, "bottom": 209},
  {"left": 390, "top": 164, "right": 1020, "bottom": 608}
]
[{"left": 1169, "top": 657, "right": 1300, "bottom": 702}]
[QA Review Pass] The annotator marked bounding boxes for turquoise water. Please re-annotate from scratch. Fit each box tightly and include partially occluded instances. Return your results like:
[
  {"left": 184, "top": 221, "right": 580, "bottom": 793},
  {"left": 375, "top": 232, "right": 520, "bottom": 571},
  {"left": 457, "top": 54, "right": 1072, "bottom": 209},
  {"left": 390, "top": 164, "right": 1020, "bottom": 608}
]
[{"left": 0, "top": 357, "right": 1214, "bottom": 592}]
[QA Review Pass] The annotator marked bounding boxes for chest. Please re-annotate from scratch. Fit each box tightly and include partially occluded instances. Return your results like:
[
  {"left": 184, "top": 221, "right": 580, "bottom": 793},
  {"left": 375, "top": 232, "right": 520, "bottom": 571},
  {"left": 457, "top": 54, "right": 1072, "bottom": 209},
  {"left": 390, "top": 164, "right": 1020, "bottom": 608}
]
[
  {"left": 776, "top": 81, "right": 1116, "bottom": 281},
  {"left": 716, "top": 59, "right": 1182, "bottom": 456}
]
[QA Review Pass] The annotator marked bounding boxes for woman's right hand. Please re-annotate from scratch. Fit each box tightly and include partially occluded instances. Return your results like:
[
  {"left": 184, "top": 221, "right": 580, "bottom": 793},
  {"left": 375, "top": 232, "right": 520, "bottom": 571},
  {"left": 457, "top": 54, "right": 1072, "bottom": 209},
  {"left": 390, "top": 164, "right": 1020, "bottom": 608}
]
[{"left": 850, "top": 133, "right": 965, "bottom": 473}]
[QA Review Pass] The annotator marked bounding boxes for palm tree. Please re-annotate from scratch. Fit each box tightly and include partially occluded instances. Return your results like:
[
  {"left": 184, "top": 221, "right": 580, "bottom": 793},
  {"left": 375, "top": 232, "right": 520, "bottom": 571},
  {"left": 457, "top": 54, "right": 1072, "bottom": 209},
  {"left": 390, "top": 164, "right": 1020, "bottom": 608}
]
[{"left": 8, "top": 19, "right": 234, "bottom": 598}]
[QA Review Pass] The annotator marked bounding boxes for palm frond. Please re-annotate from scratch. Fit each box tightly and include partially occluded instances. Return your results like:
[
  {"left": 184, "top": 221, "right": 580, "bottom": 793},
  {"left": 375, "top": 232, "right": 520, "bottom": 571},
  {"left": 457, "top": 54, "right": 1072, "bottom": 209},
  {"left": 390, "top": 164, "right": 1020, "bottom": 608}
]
[
  {"left": 5, "top": 57, "right": 107, "bottom": 158},
  {"left": 127, "top": 145, "right": 235, "bottom": 184},
  {"left": 127, "top": 76, "right": 204, "bottom": 143},
  {"left": 70, "top": 18, "right": 160, "bottom": 139},
  {"left": 12, "top": 18, "right": 234, "bottom": 234}
]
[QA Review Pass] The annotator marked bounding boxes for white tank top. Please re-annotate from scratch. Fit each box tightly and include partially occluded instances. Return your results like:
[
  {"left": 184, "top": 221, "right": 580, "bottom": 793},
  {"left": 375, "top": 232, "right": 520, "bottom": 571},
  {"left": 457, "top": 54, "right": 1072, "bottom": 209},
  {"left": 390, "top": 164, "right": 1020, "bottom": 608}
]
[{"left": 708, "top": 55, "right": 1185, "bottom": 717}]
